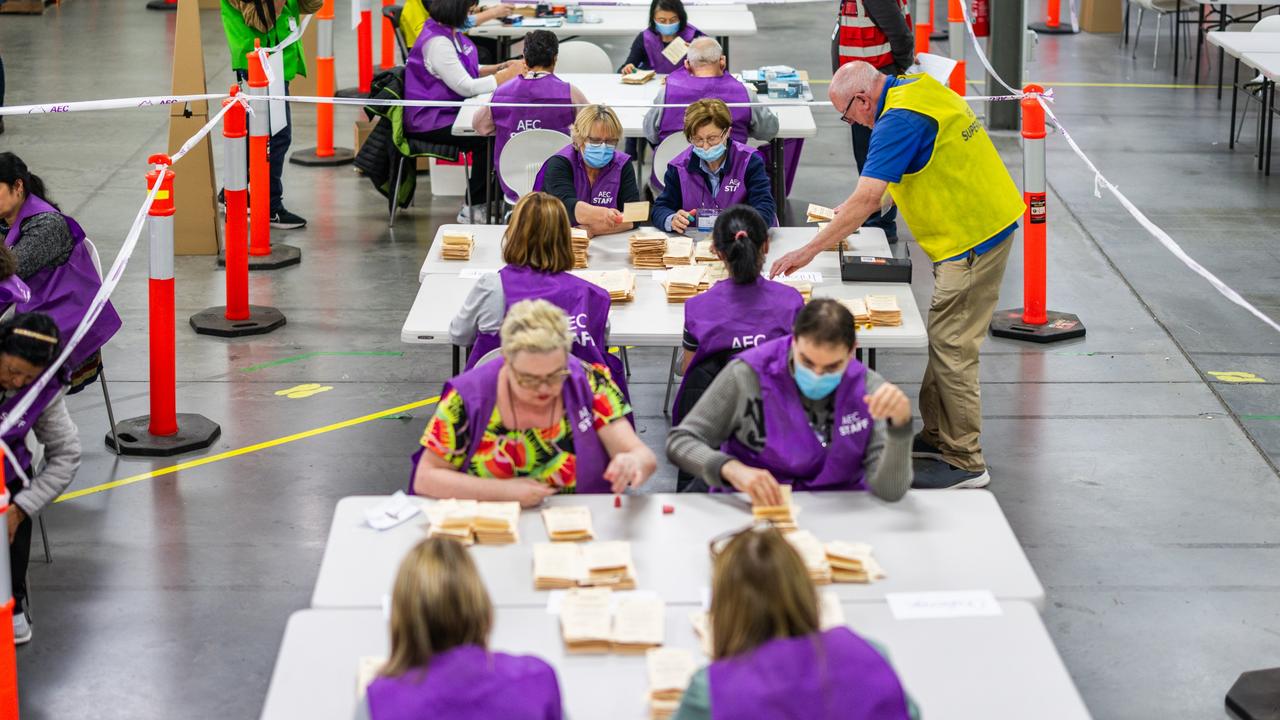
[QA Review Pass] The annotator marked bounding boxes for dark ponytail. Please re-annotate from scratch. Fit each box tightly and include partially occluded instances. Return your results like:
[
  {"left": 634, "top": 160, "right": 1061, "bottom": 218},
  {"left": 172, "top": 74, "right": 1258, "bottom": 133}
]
[
  {"left": 0, "top": 152, "right": 55, "bottom": 211},
  {"left": 711, "top": 205, "right": 768, "bottom": 284},
  {"left": 0, "top": 313, "right": 61, "bottom": 370}
]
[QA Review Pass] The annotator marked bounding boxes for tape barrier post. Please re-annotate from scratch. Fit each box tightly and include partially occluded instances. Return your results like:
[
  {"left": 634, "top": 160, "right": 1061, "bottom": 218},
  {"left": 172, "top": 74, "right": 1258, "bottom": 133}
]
[
  {"left": 929, "top": 0, "right": 947, "bottom": 41},
  {"left": 1029, "top": 0, "right": 1077, "bottom": 34},
  {"left": 0, "top": 476, "right": 16, "bottom": 720},
  {"left": 107, "top": 156, "right": 222, "bottom": 456},
  {"left": 947, "top": 0, "right": 967, "bottom": 95},
  {"left": 990, "top": 85, "right": 1085, "bottom": 343},
  {"left": 380, "top": 0, "right": 396, "bottom": 69},
  {"left": 291, "top": 0, "right": 356, "bottom": 167},
  {"left": 191, "top": 88, "right": 288, "bottom": 337},
  {"left": 337, "top": 0, "right": 374, "bottom": 98},
  {"left": 914, "top": 0, "right": 931, "bottom": 53},
  {"left": 245, "top": 44, "right": 302, "bottom": 270}
]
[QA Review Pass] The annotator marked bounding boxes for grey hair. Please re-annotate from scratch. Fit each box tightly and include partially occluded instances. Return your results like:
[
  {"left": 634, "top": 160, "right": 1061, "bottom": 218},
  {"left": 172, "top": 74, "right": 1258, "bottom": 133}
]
[
  {"left": 829, "top": 60, "right": 884, "bottom": 106},
  {"left": 685, "top": 37, "right": 724, "bottom": 69}
]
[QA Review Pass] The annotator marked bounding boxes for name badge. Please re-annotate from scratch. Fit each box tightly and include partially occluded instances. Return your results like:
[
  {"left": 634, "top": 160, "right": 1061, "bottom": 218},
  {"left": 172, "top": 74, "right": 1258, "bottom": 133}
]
[{"left": 696, "top": 208, "right": 720, "bottom": 232}]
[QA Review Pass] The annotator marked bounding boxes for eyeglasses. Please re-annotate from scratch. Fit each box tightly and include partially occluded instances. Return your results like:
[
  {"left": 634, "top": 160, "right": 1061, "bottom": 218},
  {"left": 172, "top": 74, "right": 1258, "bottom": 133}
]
[
  {"left": 690, "top": 128, "right": 729, "bottom": 149},
  {"left": 839, "top": 95, "right": 858, "bottom": 125},
  {"left": 707, "top": 519, "right": 781, "bottom": 557},
  {"left": 509, "top": 366, "right": 571, "bottom": 389}
]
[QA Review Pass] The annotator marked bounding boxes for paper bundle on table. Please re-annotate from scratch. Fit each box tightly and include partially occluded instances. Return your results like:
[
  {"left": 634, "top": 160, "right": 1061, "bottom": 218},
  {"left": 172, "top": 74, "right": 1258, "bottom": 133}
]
[
  {"left": 664, "top": 265, "right": 708, "bottom": 303},
  {"left": 663, "top": 236, "right": 694, "bottom": 267},
  {"left": 473, "top": 501, "right": 521, "bottom": 545},
  {"left": 440, "top": 231, "right": 474, "bottom": 260},
  {"left": 693, "top": 240, "right": 718, "bottom": 264},
  {"left": 582, "top": 541, "right": 638, "bottom": 590},
  {"left": 541, "top": 505, "right": 595, "bottom": 541},
  {"left": 622, "top": 69, "right": 657, "bottom": 84},
  {"left": 702, "top": 262, "right": 729, "bottom": 287},
  {"left": 425, "top": 498, "right": 478, "bottom": 545},
  {"left": 630, "top": 230, "right": 668, "bottom": 269},
  {"left": 824, "top": 541, "right": 886, "bottom": 583},
  {"left": 571, "top": 227, "right": 590, "bottom": 269},
  {"left": 612, "top": 595, "right": 665, "bottom": 653},
  {"left": 865, "top": 294, "right": 902, "bottom": 326},
  {"left": 778, "top": 278, "right": 813, "bottom": 302},
  {"left": 575, "top": 269, "right": 637, "bottom": 303},
  {"left": 534, "top": 542, "right": 586, "bottom": 589},
  {"left": 560, "top": 587, "right": 615, "bottom": 653},
  {"left": 784, "top": 529, "right": 833, "bottom": 584},
  {"left": 839, "top": 297, "right": 871, "bottom": 325},
  {"left": 647, "top": 647, "right": 697, "bottom": 720},
  {"left": 751, "top": 484, "right": 796, "bottom": 529}
]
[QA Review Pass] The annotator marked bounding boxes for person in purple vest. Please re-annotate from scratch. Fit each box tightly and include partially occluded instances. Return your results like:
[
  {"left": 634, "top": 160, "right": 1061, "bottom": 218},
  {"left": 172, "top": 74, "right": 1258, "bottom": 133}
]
[
  {"left": 0, "top": 153, "right": 123, "bottom": 393},
  {"left": 356, "top": 536, "right": 564, "bottom": 720},
  {"left": 414, "top": 299, "right": 656, "bottom": 504},
  {"left": 0, "top": 314, "right": 83, "bottom": 647},
  {"left": 672, "top": 525, "right": 918, "bottom": 720},
  {"left": 643, "top": 38, "right": 777, "bottom": 148},
  {"left": 405, "top": 0, "right": 527, "bottom": 223},
  {"left": 449, "top": 192, "right": 628, "bottom": 398},
  {"left": 534, "top": 105, "right": 641, "bottom": 238},
  {"left": 619, "top": 0, "right": 704, "bottom": 76},
  {"left": 667, "top": 299, "right": 912, "bottom": 504},
  {"left": 472, "top": 31, "right": 589, "bottom": 201}
]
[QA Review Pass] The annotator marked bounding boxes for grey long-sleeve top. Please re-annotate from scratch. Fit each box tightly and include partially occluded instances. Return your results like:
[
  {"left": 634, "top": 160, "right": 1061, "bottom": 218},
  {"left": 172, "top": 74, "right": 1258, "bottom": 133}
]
[
  {"left": 449, "top": 271, "right": 506, "bottom": 347},
  {"left": 666, "top": 360, "right": 912, "bottom": 501},
  {"left": 642, "top": 83, "right": 780, "bottom": 146},
  {"left": 8, "top": 394, "right": 82, "bottom": 516}
]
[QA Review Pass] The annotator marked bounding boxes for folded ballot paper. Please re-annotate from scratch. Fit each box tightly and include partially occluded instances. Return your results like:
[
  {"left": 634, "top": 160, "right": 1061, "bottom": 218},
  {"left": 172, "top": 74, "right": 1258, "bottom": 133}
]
[
  {"left": 534, "top": 541, "right": 638, "bottom": 590},
  {"left": 751, "top": 484, "right": 797, "bottom": 529},
  {"left": 662, "top": 236, "right": 694, "bottom": 266},
  {"left": 663, "top": 265, "right": 708, "bottom": 303},
  {"left": 424, "top": 499, "right": 520, "bottom": 545},
  {"left": 534, "top": 542, "right": 586, "bottom": 590},
  {"left": 647, "top": 648, "right": 697, "bottom": 720},
  {"left": 785, "top": 530, "right": 833, "bottom": 585},
  {"left": 574, "top": 269, "right": 637, "bottom": 303},
  {"left": 363, "top": 491, "right": 422, "bottom": 531},
  {"left": 865, "top": 294, "right": 902, "bottom": 326},
  {"left": 440, "top": 230, "right": 474, "bottom": 260},
  {"left": 559, "top": 587, "right": 665, "bottom": 654},
  {"left": 425, "top": 498, "right": 478, "bottom": 545},
  {"left": 622, "top": 69, "right": 657, "bottom": 85},
  {"left": 693, "top": 240, "right": 718, "bottom": 264},
  {"left": 612, "top": 595, "right": 666, "bottom": 653},
  {"left": 825, "top": 541, "right": 887, "bottom": 583},
  {"left": 571, "top": 227, "right": 590, "bottom": 269},
  {"left": 541, "top": 505, "right": 595, "bottom": 541},
  {"left": 661, "top": 35, "right": 690, "bottom": 66},
  {"left": 630, "top": 230, "right": 668, "bottom": 269},
  {"left": 805, "top": 203, "right": 835, "bottom": 223},
  {"left": 473, "top": 501, "right": 521, "bottom": 545},
  {"left": 840, "top": 297, "right": 871, "bottom": 325}
]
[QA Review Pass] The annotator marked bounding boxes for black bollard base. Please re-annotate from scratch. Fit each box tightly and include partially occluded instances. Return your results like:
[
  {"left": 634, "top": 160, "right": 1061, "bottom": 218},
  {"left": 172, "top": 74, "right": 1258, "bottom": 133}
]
[
  {"left": 290, "top": 146, "right": 356, "bottom": 167},
  {"left": 1227, "top": 668, "right": 1280, "bottom": 720},
  {"left": 334, "top": 86, "right": 369, "bottom": 99},
  {"left": 145, "top": 0, "right": 178, "bottom": 9},
  {"left": 990, "top": 308, "right": 1086, "bottom": 343},
  {"left": 1028, "top": 22, "right": 1078, "bottom": 34},
  {"left": 105, "top": 414, "right": 221, "bottom": 457},
  {"left": 190, "top": 305, "right": 287, "bottom": 337},
  {"left": 217, "top": 243, "right": 301, "bottom": 270}
]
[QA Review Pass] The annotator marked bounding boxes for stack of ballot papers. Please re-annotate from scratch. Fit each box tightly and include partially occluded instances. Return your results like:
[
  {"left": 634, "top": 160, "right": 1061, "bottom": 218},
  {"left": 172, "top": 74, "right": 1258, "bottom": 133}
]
[
  {"left": 784, "top": 530, "right": 833, "bottom": 584},
  {"left": 825, "top": 541, "right": 886, "bottom": 583},
  {"left": 839, "top": 297, "right": 871, "bottom": 325},
  {"left": 751, "top": 484, "right": 797, "bottom": 529},
  {"left": 611, "top": 595, "right": 665, "bottom": 653},
  {"left": 571, "top": 227, "right": 590, "bottom": 269},
  {"left": 534, "top": 542, "right": 585, "bottom": 589},
  {"left": 663, "top": 236, "right": 694, "bottom": 266},
  {"left": 816, "top": 223, "right": 850, "bottom": 251},
  {"left": 693, "top": 240, "right": 718, "bottom": 264},
  {"left": 866, "top": 294, "right": 903, "bottom": 326},
  {"left": 575, "top": 269, "right": 636, "bottom": 303},
  {"left": 583, "top": 541, "right": 638, "bottom": 590},
  {"left": 690, "top": 590, "right": 844, "bottom": 656},
  {"left": 664, "top": 265, "right": 708, "bottom": 303},
  {"left": 630, "top": 230, "right": 668, "bottom": 268},
  {"left": 647, "top": 648, "right": 697, "bottom": 720},
  {"left": 425, "top": 499, "right": 478, "bottom": 545},
  {"left": 703, "top": 262, "right": 729, "bottom": 286},
  {"left": 440, "top": 231, "right": 474, "bottom": 260},
  {"left": 621, "top": 68, "right": 657, "bottom": 84},
  {"left": 560, "top": 587, "right": 615, "bottom": 653},
  {"left": 542, "top": 505, "right": 595, "bottom": 541},
  {"left": 806, "top": 203, "right": 835, "bottom": 223},
  {"left": 473, "top": 501, "right": 520, "bottom": 545},
  {"left": 778, "top": 278, "right": 813, "bottom": 301}
]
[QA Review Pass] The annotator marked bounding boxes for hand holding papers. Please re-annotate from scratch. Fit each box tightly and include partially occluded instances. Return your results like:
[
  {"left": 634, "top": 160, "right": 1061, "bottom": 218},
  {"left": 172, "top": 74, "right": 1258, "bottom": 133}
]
[
  {"left": 661, "top": 35, "right": 690, "bottom": 66},
  {"left": 622, "top": 201, "right": 651, "bottom": 223},
  {"left": 805, "top": 203, "right": 835, "bottom": 223},
  {"left": 751, "top": 484, "right": 796, "bottom": 529}
]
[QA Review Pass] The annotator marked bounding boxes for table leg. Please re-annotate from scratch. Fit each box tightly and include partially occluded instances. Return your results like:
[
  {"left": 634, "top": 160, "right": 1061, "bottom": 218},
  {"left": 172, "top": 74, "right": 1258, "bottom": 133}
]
[
  {"left": 1194, "top": 5, "right": 1204, "bottom": 84},
  {"left": 867, "top": 348, "right": 877, "bottom": 371},
  {"left": 452, "top": 345, "right": 461, "bottom": 375},
  {"left": 1266, "top": 80, "right": 1274, "bottom": 176},
  {"left": 1173, "top": 0, "right": 1181, "bottom": 77},
  {"left": 1216, "top": 12, "right": 1227, "bottom": 99},
  {"left": 486, "top": 136, "right": 497, "bottom": 223},
  {"left": 720, "top": 36, "right": 730, "bottom": 65},
  {"left": 769, "top": 139, "right": 785, "bottom": 223},
  {"left": 663, "top": 348, "right": 678, "bottom": 418},
  {"left": 1259, "top": 77, "right": 1268, "bottom": 170},
  {"left": 1230, "top": 59, "right": 1240, "bottom": 149}
]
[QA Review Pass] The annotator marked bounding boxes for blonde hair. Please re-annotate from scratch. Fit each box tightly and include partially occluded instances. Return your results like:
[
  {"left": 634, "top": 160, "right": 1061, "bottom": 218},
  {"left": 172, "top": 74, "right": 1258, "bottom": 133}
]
[
  {"left": 500, "top": 299, "right": 574, "bottom": 357},
  {"left": 709, "top": 526, "right": 820, "bottom": 660},
  {"left": 571, "top": 104, "right": 623, "bottom": 147},
  {"left": 381, "top": 537, "right": 493, "bottom": 678},
  {"left": 683, "top": 98, "right": 733, "bottom": 140},
  {"left": 503, "top": 192, "right": 574, "bottom": 272}
]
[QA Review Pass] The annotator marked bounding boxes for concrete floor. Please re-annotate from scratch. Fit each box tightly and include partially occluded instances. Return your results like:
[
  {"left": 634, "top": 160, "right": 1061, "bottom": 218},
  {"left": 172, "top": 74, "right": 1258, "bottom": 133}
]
[{"left": 2, "top": 2, "right": 1278, "bottom": 718}]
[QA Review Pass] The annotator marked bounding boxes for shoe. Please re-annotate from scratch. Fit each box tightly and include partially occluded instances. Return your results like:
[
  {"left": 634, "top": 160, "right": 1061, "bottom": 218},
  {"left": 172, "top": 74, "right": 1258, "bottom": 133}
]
[
  {"left": 456, "top": 203, "right": 491, "bottom": 224},
  {"left": 269, "top": 207, "right": 307, "bottom": 229},
  {"left": 911, "top": 459, "right": 991, "bottom": 489},
  {"left": 911, "top": 434, "right": 945, "bottom": 461},
  {"left": 13, "top": 609, "right": 31, "bottom": 645}
]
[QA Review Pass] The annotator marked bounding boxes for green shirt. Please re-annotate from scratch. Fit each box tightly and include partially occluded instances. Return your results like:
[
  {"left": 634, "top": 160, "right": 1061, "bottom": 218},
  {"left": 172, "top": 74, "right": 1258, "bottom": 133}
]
[{"left": 220, "top": 0, "right": 308, "bottom": 81}]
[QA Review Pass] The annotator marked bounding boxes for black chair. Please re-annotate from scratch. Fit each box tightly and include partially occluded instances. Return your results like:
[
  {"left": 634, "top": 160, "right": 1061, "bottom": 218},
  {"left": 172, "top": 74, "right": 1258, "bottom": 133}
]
[{"left": 382, "top": 5, "right": 410, "bottom": 63}]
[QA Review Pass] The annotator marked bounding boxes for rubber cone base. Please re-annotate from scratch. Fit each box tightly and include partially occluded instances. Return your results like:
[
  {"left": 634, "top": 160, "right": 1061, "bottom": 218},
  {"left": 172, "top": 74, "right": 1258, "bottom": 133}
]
[
  {"left": 990, "top": 308, "right": 1086, "bottom": 343},
  {"left": 930, "top": 30, "right": 948, "bottom": 41},
  {"left": 105, "top": 414, "right": 221, "bottom": 457},
  {"left": 1227, "top": 668, "right": 1280, "bottom": 720},
  {"left": 190, "top": 305, "right": 287, "bottom": 337},
  {"left": 218, "top": 243, "right": 302, "bottom": 270},
  {"left": 145, "top": 0, "right": 178, "bottom": 9},
  {"left": 290, "top": 146, "right": 356, "bottom": 167},
  {"left": 1029, "top": 22, "right": 1078, "bottom": 34},
  {"left": 335, "top": 86, "right": 369, "bottom": 99}
]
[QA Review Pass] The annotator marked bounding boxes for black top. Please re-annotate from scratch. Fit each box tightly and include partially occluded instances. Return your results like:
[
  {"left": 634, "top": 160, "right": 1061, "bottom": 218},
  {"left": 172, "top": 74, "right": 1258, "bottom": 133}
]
[
  {"left": 618, "top": 28, "right": 706, "bottom": 72},
  {"left": 0, "top": 211, "right": 75, "bottom": 280},
  {"left": 540, "top": 154, "right": 642, "bottom": 226}
]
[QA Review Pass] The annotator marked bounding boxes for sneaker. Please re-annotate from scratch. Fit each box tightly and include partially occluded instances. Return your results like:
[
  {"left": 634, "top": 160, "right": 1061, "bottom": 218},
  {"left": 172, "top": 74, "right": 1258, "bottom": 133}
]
[
  {"left": 911, "top": 434, "right": 946, "bottom": 461},
  {"left": 13, "top": 609, "right": 31, "bottom": 645},
  {"left": 912, "top": 459, "right": 991, "bottom": 489},
  {"left": 455, "top": 203, "right": 491, "bottom": 224},
  {"left": 269, "top": 207, "right": 307, "bottom": 230}
]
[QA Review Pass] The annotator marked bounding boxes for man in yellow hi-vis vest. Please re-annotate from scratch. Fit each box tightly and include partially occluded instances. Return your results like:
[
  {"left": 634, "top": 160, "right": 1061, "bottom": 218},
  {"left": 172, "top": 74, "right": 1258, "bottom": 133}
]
[{"left": 772, "top": 61, "right": 1024, "bottom": 490}]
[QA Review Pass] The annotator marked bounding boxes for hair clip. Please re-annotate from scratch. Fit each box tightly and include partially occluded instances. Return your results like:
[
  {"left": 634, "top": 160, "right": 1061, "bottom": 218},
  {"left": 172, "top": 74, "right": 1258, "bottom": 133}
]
[{"left": 12, "top": 328, "right": 57, "bottom": 344}]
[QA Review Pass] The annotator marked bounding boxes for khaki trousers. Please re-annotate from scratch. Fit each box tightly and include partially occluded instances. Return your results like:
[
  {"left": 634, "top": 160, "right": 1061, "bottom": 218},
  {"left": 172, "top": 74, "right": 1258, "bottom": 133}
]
[{"left": 918, "top": 237, "right": 1012, "bottom": 472}]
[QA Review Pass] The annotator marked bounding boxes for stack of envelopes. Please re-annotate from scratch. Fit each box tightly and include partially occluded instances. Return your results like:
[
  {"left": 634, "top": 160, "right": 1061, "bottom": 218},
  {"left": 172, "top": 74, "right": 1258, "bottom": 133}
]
[
  {"left": 582, "top": 541, "right": 637, "bottom": 590},
  {"left": 611, "top": 595, "right": 665, "bottom": 653},
  {"left": 440, "top": 231, "right": 474, "bottom": 260},
  {"left": 621, "top": 69, "right": 657, "bottom": 84},
  {"left": 824, "top": 541, "right": 886, "bottom": 583},
  {"left": 575, "top": 269, "right": 637, "bottom": 303},
  {"left": 647, "top": 648, "right": 697, "bottom": 720},
  {"left": 425, "top": 499, "right": 477, "bottom": 545},
  {"left": 571, "top": 227, "right": 590, "bottom": 269},
  {"left": 839, "top": 297, "right": 871, "bottom": 325},
  {"left": 473, "top": 501, "right": 520, "bottom": 545},
  {"left": 541, "top": 505, "right": 595, "bottom": 541},
  {"left": 630, "top": 230, "right": 668, "bottom": 269},
  {"left": 663, "top": 236, "right": 694, "bottom": 266},
  {"left": 664, "top": 265, "right": 708, "bottom": 303},
  {"left": 865, "top": 294, "right": 902, "bottom": 326},
  {"left": 784, "top": 530, "right": 833, "bottom": 584},
  {"left": 693, "top": 240, "right": 718, "bottom": 264},
  {"left": 560, "top": 587, "right": 615, "bottom": 653}
]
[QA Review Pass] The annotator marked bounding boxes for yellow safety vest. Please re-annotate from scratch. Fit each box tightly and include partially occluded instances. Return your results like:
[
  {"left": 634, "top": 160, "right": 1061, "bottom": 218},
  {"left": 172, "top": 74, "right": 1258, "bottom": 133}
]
[{"left": 880, "top": 74, "right": 1025, "bottom": 262}]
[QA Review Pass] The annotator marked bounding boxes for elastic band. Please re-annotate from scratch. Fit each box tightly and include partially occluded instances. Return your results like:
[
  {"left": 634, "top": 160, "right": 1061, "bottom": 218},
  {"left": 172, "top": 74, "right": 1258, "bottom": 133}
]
[
  {"left": 734, "top": 230, "right": 749, "bottom": 241},
  {"left": 12, "top": 328, "right": 57, "bottom": 345}
]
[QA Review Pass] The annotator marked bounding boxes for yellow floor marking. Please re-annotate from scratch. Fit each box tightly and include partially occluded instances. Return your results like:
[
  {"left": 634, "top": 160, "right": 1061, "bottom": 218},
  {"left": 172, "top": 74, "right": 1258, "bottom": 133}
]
[
  {"left": 55, "top": 396, "right": 441, "bottom": 503},
  {"left": 275, "top": 383, "right": 335, "bottom": 399},
  {"left": 1206, "top": 371, "right": 1267, "bottom": 383}
]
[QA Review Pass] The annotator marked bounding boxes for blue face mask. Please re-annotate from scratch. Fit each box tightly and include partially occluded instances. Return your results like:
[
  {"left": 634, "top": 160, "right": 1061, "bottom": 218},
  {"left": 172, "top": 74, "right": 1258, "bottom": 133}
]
[
  {"left": 692, "top": 141, "right": 727, "bottom": 163},
  {"left": 793, "top": 361, "right": 842, "bottom": 400},
  {"left": 654, "top": 20, "right": 681, "bottom": 36},
  {"left": 463, "top": 15, "right": 476, "bottom": 29},
  {"left": 582, "top": 142, "right": 614, "bottom": 169}
]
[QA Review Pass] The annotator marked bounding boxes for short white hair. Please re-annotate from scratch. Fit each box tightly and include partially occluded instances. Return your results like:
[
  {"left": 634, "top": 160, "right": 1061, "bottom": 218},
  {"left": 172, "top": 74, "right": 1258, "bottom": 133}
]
[
  {"left": 829, "top": 61, "right": 883, "bottom": 106},
  {"left": 686, "top": 37, "right": 724, "bottom": 69}
]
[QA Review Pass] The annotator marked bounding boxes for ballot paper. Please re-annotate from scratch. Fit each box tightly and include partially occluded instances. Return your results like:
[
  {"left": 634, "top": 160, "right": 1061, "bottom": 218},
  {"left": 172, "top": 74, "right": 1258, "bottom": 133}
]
[
  {"left": 840, "top": 297, "right": 871, "bottom": 324},
  {"left": 571, "top": 227, "right": 591, "bottom": 269},
  {"left": 534, "top": 542, "right": 587, "bottom": 589},
  {"left": 542, "top": 506, "right": 595, "bottom": 541},
  {"left": 622, "top": 201, "right": 651, "bottom": 223},
  {"left": 440, "top": 231, "right": 474, "bottom": 260},
  {"left": 661, "top": 35, "right": 690, "bottom": 66},
  {"left": 784, "top": 530, "right": 833, "bottom": 584},
  {"left": 356, "top": 656, "right": 386, "bottom": 697},
  {"left": 574, "top": 270, "right": 637, "bottom": 303},
  {"left": 664, "top": 265, "right": 708, "bottom": 303},
  {"left": 425, "top": 498, "right": 478, "bottom": 544},
  {"left": 805, "top": 203, "right": 835, "bottom": 223},
  {"left": 825, "top": 541, "right": 886, "bottom": 583},
  {"left": 583, "top": 541, "right": 637, "bottom": 589},
  {"left": 622, "top": 69, "right": 657, "bottom": 85},
  {"left": 647, "top": 648, "right": 697, "bottom": 720},
  {"left": 751, "top": 484, "right": 797, "bottom": 528},
  {"left": 693, "top": 240, "right": 718, "bottom": 264},
  {"left": 630, "top": 230, "right": 668, "bottom": 269},
  {"left": 560, "top": 587, "right": 615, "bottom": 653},
  {"left": 865, "top": 294, "right": 902, "bottom": 327},
  {"left": 612, "top": 595, "right": 665, "bottom": 652},
  {"left": 662, "top": 236, "right": 694, "bottom": 266},
  {"left": 777, "top": 278, "right": 812, "bottom": 302},
  {"left": 363, "top": 491, "right": 422, "bottom": 531},
  {"left": 473, "top": 501, "right": 521, "bottom": 545}
]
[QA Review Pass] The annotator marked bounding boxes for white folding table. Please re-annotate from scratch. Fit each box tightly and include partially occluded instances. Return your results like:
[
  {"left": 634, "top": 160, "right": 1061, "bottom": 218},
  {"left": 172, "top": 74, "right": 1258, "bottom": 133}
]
[{"left": 1208, "top": 32, "right": 1280, "bottom": 174}]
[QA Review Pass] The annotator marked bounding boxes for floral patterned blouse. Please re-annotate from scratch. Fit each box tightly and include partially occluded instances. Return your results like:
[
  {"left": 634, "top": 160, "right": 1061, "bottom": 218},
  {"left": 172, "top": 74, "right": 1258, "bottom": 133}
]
[{"left": 420, "top": 363, "right": 630, "bottom": 492}]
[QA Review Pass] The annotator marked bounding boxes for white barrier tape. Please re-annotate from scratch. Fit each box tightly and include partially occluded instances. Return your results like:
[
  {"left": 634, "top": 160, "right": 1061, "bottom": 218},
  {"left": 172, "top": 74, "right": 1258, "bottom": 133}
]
[
  {"left": 0, "top": 93, "right": 227, "bottom": 117},
  {"left": 258, "top": 92, "right": 1030, "bottom": 109},
  {"left": 958, "top": 0, "right": 1019, "bottom": 96},
  {"left": 256, "top": 15, "right": 313, "bottom": 88}
]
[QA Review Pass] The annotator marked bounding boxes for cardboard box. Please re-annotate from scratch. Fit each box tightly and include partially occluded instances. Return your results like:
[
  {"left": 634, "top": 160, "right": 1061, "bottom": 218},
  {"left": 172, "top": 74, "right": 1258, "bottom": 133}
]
[
  {"left": 1080, "top": 0, "right": 1123, "bottom": 33},
  {"left": 354, "top": 118, "right": 377, "bottom": 154}
]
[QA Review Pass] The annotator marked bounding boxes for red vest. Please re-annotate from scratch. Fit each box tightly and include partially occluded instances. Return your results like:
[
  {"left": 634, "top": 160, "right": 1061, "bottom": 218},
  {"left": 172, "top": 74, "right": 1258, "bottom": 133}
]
[{"left": 835, "top": 0, "right": 910, "bottom": 70}]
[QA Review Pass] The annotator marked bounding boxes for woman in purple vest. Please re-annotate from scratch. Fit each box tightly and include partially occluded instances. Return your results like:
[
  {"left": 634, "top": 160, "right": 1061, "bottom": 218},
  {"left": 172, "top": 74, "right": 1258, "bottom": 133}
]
[
  {"left": 356, "top": 537, "right": 563, "bottom": 720},
  {"left": 472, "top": 31, "right": 588, "bottom": 201},
  {"left": 414, "top": 299, "right": 656, "bottom": 504},
  {"left": 0, "top": 314, "right": 83, "bottom": 646},
  {"left": 0, "top": 153, "right": 122, "bottom": 393},
  {"left": 404, "top": 0, "right": 527, "bottom": 223},
  {"left": 534, "top": 105, "right": 641, "bottom": 238},
  {"left": 667, "top": 299, "right": 913, "bottom": 504},
  {"left": 672, "top": 525, "right": 917, "bottom": 720},
  {"left": 652, "top": 100, "right": 777, "bottom": 234},
  {"left": 619, "top": 0, "right": 704, "bottom": 76}
]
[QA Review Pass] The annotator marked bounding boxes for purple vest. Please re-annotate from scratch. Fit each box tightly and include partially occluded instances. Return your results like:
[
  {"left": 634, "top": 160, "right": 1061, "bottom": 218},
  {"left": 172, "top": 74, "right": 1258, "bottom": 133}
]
[
  {"left": 673, "top": 140, "right": 776, "bottom": 227},
  {"left": 0, "top": 380, "right": 65, "bottom": 477},
  {"left": 722, "top": 336, "right": 872, "bottom": 491},
  {"left": 405, "top": 19, "right": 480, "bottom": 133},
  {"left": 367, "top": 645, "right": 563, "bottom": 720},
  {"left": 641, "top": 25, "right": 701, "bottom": 75},
  {"left": 533, "top": 145, "right": 631, "bottom": 210},
  {"left": 658, "top": 70, "right": 751, "bottom": 145},
  {"left": 5, "top": 195, "right": 122, "bottom": 374},
  {"left": 492, "top": 74, "right": 577, "bottom": 198},
  {"left": 408, "top": 356, "right": 611, "bottom": 493},
  {"left": 708, "top": 628, "right": 912, "bottom": 720},
  {"left": 672, "top": 277, "right": 802, "bottom": 422},
  {"left": 0, "top": 276, "right": 31, "bottom": 309}
]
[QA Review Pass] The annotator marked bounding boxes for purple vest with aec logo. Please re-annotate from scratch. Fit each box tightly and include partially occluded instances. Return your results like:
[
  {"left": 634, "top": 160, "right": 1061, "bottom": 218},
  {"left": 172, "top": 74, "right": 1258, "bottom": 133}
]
[
  {"left": 641, "top": 24, "right": 701, "bottom": 74},
  {"left": 672, "top": 141, "right": 775, "bottom": 227},
  {"left": 534, "top": 145, "right": 631, "bottom": 210},
  {"left": 405, "top": 19, "right": 480, "bottom": 133},
  {"left": 491, "top": 74, "right": 577, "bottom": 198},
  {"left": 658, "top": 70, "right": 751, "bottom": 145},
  {"left": 367, "top": 645, "right": 563, "bottom": 720},
  {"left": 672, "top": 277, "right": 802, "bottom": 422},
  {"left": 708, "top": 628, "right": 911, "bottom": 720},
  {"left": 722, "top": 336, "right": 873, "bottom": 490}
]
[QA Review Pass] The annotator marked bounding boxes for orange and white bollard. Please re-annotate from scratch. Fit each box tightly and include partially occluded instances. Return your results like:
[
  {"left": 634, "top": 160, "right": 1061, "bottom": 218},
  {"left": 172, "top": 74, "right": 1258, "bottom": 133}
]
[
  {"left": 989, "top": 85, "right": 1085, "bottom": 343},
  {"left": 1029, "top": 0, "right": 1077, "bottom": 34},
  {"left": 107, "top": 156, "right": 222, "bottom": 456},
  {"left": 291, "top": 0, "right": 355, "bottom": 167},
  {"left": 915, "top": 0, "right": 931, "bottom": 53},
  {"left": 946, "top": 0, "right": 967, "bottom": 95},
  {"left": 381, "top": 0, "right": 396, "bottom": 69},
  {"left": 245, "top": 44, "right": 302, "bottom": 270},
  {"left": 191, "top": 87, "right": 287, "bottom": 337},
  {"left": 337, "top": 0, "right": 375, "bottom": 97}
]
